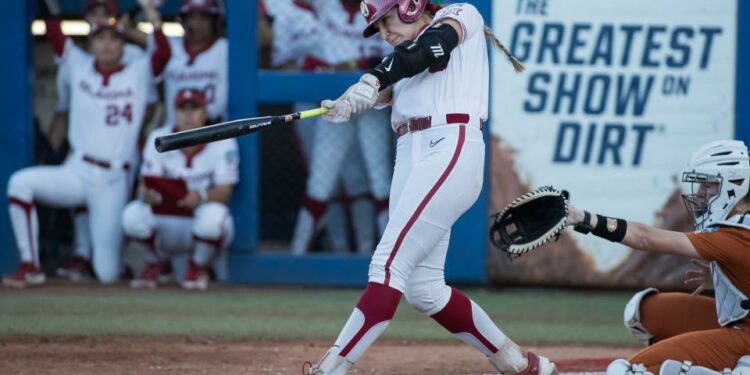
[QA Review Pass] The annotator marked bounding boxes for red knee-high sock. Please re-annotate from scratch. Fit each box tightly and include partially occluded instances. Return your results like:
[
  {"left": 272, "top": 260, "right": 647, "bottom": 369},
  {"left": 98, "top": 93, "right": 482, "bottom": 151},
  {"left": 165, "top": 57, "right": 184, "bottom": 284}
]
[
  {"left": 430, "top": 288, "right": 507, "bottom": 355},
  {"left": 334, "top": 282, "right": 402, "bottom": 362}
]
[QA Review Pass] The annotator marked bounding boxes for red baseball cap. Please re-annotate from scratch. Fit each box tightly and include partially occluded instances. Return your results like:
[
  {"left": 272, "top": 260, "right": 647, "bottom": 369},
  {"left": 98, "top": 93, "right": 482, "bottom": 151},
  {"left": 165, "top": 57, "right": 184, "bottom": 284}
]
[
  {"left": 174, "top": 89, "right": 207, "bottom": 108},
  {"left": 86, "top": 0, "right": 119, "bottom": 15},
  {"left": 89, "top": 17, "right": 126, "bottom": 38}
]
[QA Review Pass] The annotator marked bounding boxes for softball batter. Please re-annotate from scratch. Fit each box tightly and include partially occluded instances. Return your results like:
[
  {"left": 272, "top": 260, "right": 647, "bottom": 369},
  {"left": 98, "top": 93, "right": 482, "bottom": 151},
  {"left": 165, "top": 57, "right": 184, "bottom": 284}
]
[{"left": 308, "top": 1, "right": 556, "bottom": 374}]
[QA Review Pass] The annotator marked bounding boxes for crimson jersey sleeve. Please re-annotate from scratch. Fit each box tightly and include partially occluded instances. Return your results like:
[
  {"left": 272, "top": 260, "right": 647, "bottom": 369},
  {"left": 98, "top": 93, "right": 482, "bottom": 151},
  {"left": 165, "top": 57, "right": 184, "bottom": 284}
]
[{"left": 432, "top": 3, "right": 485, "bottom": 41}]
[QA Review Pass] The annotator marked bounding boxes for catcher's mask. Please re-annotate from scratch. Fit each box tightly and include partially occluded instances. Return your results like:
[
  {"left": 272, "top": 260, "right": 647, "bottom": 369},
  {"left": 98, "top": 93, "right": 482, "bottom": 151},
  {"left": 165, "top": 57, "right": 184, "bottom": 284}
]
[{"left": 681, "top": 140, "right": 750, "bottom": 230}]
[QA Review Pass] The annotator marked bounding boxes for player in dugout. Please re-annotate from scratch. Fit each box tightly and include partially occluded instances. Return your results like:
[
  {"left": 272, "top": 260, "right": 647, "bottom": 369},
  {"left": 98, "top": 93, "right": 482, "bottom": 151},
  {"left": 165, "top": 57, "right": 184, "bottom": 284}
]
[
  {"left": 565, "top": 140, "right": 750, "bottom": 375},
  {"left": 3, "top": 0, "right": 169, "bottom": 288},
  {"left": 121, "top": 88, "right": 239, "bottom": 291}
]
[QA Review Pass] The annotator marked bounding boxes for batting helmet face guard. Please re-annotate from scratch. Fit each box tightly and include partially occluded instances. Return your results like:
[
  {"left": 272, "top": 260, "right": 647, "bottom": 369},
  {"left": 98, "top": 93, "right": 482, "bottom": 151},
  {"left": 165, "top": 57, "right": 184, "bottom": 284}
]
[
  {"left": 361, "top": 0, "right": 429, "bottom": 37},
  {"left": 681, "top": 140, "right": 750, "bottom": 230}
]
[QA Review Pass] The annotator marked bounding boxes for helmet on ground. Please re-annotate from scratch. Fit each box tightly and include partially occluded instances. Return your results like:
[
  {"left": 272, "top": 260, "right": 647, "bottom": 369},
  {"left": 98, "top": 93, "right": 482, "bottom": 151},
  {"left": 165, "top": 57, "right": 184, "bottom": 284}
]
[
  {"left": 361, "top": 0, "right": 429, "bottom": 37},
  {"left": 681, "top": 140, "right": 750, "bottom": 230}
]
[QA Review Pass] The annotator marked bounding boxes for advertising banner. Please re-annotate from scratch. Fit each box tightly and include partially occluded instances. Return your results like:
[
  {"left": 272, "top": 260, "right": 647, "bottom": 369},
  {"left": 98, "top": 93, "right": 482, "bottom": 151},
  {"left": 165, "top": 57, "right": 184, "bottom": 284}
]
[{"left": 489, "top": 0, "right": 738, "bottom": 288}]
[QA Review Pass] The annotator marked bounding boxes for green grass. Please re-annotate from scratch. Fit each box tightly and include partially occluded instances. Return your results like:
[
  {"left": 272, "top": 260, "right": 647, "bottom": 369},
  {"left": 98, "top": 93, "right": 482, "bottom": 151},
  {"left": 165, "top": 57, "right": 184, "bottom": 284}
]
[{"left": 0, "top": 286, "right": 639, "bottom": 346}]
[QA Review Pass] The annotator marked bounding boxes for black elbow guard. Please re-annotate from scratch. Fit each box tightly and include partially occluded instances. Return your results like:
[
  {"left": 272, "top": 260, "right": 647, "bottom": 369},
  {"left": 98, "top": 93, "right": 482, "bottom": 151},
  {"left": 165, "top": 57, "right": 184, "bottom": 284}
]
[{"left": 368, "top": 22, "right": 459, "bottom": 89}]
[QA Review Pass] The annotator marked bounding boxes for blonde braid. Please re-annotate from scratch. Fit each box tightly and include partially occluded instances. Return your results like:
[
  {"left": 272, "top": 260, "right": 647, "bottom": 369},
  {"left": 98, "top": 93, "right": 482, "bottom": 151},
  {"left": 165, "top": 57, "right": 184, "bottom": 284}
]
[{"left": 484, "top": 26, "right": 524, "bottom": 73}]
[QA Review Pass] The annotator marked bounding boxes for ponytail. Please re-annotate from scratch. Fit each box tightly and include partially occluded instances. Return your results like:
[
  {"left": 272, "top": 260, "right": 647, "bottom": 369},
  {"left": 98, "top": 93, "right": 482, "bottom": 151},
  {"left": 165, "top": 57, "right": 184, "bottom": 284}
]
[
  {"left": 484, "top": 26, "right": 525, "bottom": 73},
  {"left": 426, "top": 1, "right": 525, "bottom": 73}
]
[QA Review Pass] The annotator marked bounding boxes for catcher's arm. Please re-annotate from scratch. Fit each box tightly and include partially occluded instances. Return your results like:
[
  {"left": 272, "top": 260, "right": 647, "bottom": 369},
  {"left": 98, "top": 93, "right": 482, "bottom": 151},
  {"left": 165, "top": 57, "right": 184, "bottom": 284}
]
[{"left": 566, "top": 203, "right": 700, "bottom": 259}]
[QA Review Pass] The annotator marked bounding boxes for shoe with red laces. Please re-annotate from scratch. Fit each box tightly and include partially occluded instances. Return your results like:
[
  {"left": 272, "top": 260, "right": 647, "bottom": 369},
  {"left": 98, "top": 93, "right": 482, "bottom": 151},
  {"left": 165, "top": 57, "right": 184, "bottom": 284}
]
[
  {"left": 130, "top": 262, "right": 171, "bottom": 289},
  {"left": 181, "top": 261, "right": 209, "bottom": 291},
  {"left": 56, "top": 256, "right": 93, "bottom": 281},
  {"left": 3, "top": 262, "right": 46, "bottom": 289}
]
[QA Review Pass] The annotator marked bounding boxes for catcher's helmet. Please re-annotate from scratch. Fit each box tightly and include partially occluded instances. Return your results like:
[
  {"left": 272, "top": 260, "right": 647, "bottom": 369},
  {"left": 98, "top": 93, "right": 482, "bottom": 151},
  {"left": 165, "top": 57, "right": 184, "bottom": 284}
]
[
  {"left": 681, "top": 140, "right": 750, "bottom": 230},
  {"left": 361, "top": 0, "right": 429, "bottom": 37}
]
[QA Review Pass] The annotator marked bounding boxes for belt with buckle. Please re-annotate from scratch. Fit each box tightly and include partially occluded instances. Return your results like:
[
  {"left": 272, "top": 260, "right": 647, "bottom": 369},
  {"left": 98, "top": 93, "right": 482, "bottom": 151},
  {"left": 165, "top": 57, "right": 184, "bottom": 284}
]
[
  {"left": 394, "top": 113, "right": 479, "bottom": 138},
  {"left": 82, "top": 154, "right": 130, "bottom": 171}
]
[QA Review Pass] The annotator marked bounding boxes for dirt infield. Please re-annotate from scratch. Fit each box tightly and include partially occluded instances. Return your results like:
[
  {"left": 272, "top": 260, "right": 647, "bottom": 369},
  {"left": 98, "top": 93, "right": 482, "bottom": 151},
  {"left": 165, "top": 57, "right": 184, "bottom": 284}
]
[{"left": 0, "top": 336, "right": 637, "bottom": 375}]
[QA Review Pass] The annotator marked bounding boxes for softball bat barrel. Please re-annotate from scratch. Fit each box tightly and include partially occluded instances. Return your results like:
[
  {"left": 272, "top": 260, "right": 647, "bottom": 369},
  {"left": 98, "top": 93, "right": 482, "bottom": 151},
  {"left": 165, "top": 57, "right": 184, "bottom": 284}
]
[{"left": 154, "top": 107, "right": 329, "bottom": 153}]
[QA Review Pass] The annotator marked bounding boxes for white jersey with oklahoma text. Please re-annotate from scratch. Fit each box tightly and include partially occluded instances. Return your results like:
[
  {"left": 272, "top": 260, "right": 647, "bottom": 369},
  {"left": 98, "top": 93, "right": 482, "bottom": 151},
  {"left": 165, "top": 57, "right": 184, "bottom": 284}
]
[
  {"left": 311, "top": 0, "right": 390, "bottom": 65},
  {"left": 162, "top": 37, "right": 228, "bottom": 124},
  {"left": 270, "top": 0, "right": 320, "bottom": 67},
  {"left": 62, "top": 41, "right": 152, "bottom": 163},
  {"left": 391, "top": 3, "right": 489, "bottom": 128},
  {"left": 141, "top": 126, "right": 239, "bottom": 192},
  {"left": 56, "top": 43, "right": 158, "bottom": 112}
]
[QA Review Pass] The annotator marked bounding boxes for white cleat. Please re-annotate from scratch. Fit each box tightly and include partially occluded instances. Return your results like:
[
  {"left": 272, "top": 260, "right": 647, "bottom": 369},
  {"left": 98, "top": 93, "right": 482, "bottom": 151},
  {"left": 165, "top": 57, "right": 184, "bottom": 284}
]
[
  {"left": 307, "top": 348, "right": 353, "bottom": 375},
  {"left": 489, "top": 339, "right": 557, "bottom": 375}
]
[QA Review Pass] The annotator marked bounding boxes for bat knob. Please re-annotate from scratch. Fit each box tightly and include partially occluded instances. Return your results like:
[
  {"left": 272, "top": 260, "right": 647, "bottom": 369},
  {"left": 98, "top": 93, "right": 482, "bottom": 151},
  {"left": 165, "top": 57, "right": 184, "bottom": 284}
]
[{"left": 154, "top": 136, "right": 165, "bottom": 153}]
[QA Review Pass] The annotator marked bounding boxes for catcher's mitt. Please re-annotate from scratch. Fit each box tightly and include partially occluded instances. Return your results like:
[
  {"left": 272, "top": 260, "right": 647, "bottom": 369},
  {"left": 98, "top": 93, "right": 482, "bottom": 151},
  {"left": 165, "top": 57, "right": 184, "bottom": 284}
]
[{"left": 489, "top": 186, "right": 569, "bottom": 257}]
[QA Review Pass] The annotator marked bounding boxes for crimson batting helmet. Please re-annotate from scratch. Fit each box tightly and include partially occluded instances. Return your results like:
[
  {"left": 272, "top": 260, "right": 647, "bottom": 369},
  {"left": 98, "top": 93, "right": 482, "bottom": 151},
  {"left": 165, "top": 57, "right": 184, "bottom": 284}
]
[{"left": 361, "top": 0, "right": 429, "bottom": 37}]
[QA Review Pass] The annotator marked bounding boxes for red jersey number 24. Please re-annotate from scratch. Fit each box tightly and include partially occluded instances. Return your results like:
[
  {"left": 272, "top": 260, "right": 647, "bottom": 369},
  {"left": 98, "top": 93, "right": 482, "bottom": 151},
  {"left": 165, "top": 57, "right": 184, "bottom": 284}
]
[{"left": 105, "top": 103, "right": 133, "bottom": 126}]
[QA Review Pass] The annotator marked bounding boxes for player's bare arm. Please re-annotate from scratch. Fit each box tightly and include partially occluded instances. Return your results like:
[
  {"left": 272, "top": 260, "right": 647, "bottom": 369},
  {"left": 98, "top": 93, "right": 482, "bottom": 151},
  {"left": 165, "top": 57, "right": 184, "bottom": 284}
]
[{"left": 566, "top": 203, "right": 700, "bottom": 259}]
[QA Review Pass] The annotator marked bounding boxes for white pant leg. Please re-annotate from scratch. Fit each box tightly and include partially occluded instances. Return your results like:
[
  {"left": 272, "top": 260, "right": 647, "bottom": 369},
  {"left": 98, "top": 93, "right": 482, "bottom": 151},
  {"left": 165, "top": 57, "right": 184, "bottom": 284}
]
[
  {"left": 7, "top": 162, "right": 86, "bottom": 266},
  {"left": 192, "top": 202, "right": 234, "bottom": 266},
  {"left": 72, "top": 207, "right": 91, "bottom": 259},
  {"left": 403, "top": 230, "right": 452, "bottom": 315},
  {"left": 85, "top": 168, "right": 129, "bottom": 283},
  {"left": 356, "top": 108, "right": 393, "bottom": 201},
  {"left": 369, "top": 125, "right": 484, "bottom": 292},
  {"left": 340, "top": 144, "right": 376, "bottom": 254},
  {"left": 357, "top": 109, "right": 393, "bottom": 235},
  {"left": 291, "top": 118, "right": 356, "bottom": 254},
  {"left": 306, "top": 118, "right": 356, "bottom": 200}
]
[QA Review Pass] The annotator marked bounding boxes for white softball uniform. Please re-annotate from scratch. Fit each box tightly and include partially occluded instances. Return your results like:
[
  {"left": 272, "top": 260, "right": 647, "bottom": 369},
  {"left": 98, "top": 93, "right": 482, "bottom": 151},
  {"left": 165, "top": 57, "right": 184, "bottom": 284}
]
[
  {"left": 290, "top": 0, "right": 394, "bottom": 255},
  {"left": 7, "top": 28, "right": 168, "bottom": 282},
  {"left": 368, "top": 2, "right": 488, "bottom": 294},
  {"left": 319, "top": 5, "right": 528, "bottom": 371},
  {"left": 56, "top": 43, "right": 159, "bottom": 113},
  {"left": 161, "top": 37, "right": 228, "bottom": 125},
  {"left": 121, "top": 126, "right": 238, "bottom": 275},
  {"left": 270, "top": 0, "right": 320, "bottom": 68}
]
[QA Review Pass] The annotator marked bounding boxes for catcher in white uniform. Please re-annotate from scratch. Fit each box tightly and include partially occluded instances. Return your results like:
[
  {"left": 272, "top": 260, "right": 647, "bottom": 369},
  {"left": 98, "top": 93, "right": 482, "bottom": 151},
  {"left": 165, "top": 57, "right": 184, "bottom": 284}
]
[
  {"left": 122, "top": 88, "right": 238, "bottom": 290},
  {"left": 3, "top": 0, "right": 170, "bottom": 288},
  {"left": 307, "top": 1, "right": 555, "bottom": 374}
]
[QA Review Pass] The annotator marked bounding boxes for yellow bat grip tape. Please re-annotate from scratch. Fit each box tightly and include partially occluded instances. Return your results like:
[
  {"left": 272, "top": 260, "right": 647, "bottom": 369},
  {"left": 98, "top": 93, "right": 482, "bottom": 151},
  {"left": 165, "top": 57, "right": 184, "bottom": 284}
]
[{"left": 299, "top": 107, "right": 329, "bottom": 119}]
